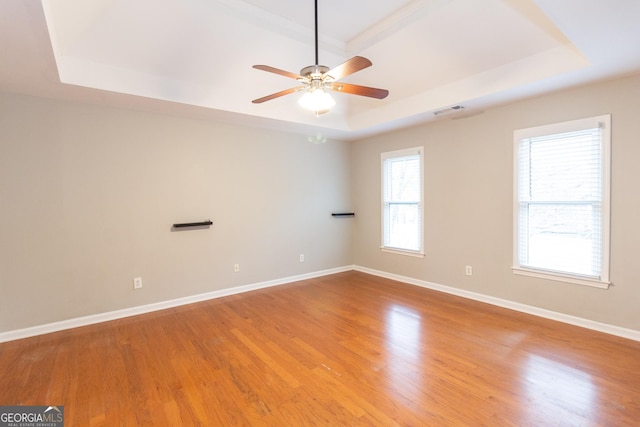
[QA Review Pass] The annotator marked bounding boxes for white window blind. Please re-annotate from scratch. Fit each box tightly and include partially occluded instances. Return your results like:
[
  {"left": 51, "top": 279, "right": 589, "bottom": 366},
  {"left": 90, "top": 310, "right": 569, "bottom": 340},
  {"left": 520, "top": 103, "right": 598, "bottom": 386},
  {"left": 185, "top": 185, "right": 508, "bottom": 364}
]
[
  {"left": 381, "top": 147, "right": 423, "bottom": 255},
  {"left": 514, "top": 115, "right": 610, "bottom": 287}
]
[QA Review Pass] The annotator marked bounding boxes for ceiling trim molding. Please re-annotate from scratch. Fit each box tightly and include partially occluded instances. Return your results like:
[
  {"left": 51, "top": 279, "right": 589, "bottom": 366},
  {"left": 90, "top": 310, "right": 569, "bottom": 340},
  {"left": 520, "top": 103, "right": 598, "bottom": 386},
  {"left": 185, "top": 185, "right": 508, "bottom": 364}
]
[
  {"left": 212, "top": 0, "right": 346, "bottom": 55},
  {"left": 346, "top": 0, "right": 452, "bottom": 54}
]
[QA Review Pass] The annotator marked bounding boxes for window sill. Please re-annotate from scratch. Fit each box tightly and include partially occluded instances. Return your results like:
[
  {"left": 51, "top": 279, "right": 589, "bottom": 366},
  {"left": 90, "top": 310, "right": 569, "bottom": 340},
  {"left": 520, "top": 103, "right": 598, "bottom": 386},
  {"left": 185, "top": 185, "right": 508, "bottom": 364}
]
[
  {"left": 381, "top": 247, "right": 425, "bottom": 258},
  {"left": 512, "top": 267, "right": 610, "bottom": 289}
]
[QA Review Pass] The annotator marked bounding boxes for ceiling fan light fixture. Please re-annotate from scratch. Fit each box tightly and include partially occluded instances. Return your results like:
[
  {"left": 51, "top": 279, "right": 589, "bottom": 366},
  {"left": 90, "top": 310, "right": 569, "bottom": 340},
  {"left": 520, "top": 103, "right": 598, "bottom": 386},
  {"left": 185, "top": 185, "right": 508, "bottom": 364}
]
[{"left": 298, "top": 87, "right": 335, "bottom": 113}]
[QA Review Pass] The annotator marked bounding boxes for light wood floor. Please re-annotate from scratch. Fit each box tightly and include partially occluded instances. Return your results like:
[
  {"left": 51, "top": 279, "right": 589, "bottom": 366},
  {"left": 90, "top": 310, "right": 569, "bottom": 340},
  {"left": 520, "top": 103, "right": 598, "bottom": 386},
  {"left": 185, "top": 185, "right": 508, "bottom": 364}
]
[{"left": 1, "top": 271, "right": 639, "bottom": 426}]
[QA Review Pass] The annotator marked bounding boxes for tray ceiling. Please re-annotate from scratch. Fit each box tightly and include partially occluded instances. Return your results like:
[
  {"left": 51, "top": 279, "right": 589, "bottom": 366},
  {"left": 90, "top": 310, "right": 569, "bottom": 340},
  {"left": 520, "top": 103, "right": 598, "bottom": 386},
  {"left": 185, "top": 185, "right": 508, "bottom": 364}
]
[{"left": 2, "top": 0, "right": 639, "bottom": 140}]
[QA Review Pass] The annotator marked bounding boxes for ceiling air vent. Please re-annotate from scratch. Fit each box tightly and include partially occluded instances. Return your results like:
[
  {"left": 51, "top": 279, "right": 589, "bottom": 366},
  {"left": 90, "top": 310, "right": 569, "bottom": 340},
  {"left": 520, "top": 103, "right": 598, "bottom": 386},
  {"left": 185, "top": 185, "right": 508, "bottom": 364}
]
[{"left": 433, "top": 105, "right": 465, "bottom": 116}]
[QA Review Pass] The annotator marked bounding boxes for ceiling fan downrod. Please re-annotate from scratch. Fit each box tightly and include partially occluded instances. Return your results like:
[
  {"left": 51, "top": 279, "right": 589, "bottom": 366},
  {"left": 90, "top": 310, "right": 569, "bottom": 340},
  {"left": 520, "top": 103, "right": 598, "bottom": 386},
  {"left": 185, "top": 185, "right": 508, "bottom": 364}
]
[{"left": 314, "top": 0, "right": 319, "bottom": 66}]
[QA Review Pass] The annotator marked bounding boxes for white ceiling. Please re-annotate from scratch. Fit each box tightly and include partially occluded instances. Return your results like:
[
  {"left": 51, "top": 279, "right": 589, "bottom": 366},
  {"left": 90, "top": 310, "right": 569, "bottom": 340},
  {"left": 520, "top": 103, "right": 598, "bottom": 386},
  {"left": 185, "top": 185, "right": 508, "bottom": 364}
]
[{"left": 1, "top": 0, "right": 639, "bottom": 140}]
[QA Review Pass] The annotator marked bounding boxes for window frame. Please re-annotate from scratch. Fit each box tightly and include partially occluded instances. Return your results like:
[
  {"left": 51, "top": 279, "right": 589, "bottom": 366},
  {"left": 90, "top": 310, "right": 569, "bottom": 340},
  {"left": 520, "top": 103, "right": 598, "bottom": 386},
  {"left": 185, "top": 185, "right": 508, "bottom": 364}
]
[
  {"left": 380, "top": 146, "right": 425, "bottom": 258},
  {"left": 512, "top": 115, "right": 611, "bottom": 289}
]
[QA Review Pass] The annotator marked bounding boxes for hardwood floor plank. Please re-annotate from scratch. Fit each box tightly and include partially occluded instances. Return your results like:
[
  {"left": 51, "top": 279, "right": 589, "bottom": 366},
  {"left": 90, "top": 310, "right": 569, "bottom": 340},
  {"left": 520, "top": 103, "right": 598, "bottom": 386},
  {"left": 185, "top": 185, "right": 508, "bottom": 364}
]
[{"left": 1, "top": 271, "right": 639, "bottom": 425}]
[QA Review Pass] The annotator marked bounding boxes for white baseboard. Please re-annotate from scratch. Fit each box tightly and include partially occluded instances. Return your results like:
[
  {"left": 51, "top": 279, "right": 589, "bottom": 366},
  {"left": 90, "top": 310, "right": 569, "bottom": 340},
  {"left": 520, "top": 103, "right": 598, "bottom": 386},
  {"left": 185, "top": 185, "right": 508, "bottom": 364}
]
[
  {"left": 3, "top": 264, "right": 638, "bottom": 343},
  {"left": 354, "top": 265, "right": 640, "bottom": 342},
  {"left": 0, "top": 266, "right": 353, "bottom": 343}
]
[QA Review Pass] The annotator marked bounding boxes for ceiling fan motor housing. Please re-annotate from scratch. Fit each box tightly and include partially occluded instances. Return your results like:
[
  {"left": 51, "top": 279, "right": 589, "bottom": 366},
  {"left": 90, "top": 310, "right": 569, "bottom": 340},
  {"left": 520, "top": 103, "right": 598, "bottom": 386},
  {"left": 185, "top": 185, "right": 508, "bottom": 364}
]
[{"left": 300, "top": 65, "right": 330, "bottom": 79}]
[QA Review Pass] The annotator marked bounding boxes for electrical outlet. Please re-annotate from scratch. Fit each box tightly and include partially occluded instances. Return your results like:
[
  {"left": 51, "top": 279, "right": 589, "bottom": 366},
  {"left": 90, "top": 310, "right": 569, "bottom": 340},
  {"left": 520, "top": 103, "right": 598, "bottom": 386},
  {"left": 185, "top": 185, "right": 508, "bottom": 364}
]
[
  {"left": 465, "top": 265, "right": 473, "bottom": 276},
  {"left": 299, "top": 254, "right": 305, "bottom": 262},
  {"left": 234, "top": 264, "right": 239, "bottom": 272},
  {"left": 133, "top": 277, "right": 143, "bottom": 289}
]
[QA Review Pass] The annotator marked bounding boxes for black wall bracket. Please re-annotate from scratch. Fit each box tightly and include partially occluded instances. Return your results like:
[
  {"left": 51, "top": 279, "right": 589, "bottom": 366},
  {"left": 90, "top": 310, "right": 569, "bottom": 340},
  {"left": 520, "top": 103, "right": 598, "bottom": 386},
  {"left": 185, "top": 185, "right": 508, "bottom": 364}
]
[{"left": 172, "top": 220, "right": 213, "bottom": 228}]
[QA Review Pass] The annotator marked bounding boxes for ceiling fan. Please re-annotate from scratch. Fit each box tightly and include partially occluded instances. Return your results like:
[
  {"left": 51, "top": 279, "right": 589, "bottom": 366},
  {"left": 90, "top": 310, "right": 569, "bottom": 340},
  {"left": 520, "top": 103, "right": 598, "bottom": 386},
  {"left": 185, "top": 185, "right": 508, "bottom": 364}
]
[{"left": 251, "top": 0, "right": 389, "bottom": 115}]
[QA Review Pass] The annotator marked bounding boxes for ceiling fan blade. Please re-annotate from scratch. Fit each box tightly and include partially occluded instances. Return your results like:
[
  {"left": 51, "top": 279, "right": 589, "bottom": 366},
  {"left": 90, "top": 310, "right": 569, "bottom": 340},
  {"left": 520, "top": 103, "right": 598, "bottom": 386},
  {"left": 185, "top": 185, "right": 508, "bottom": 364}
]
[
  {"left": 252, "top": 87, "right": 304, "bottom": 104},
  {"left": 253, "top": 65, "right": 303, "bottom": 80},
  {"left": 330, "top": 82, "right": 389, "bottom": 99},
  {"left": 324, "top": 56, "right": 372, "bottom": 81}
]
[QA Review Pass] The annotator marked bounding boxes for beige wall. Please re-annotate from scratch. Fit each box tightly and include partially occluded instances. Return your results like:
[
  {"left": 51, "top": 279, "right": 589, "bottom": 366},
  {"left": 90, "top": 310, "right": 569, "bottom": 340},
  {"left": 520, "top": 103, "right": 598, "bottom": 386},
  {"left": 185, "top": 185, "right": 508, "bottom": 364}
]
[
  {"left": 0, "top": 93, "right": 353, "bottom": 332},
  {"left": 2, "top": 74, "right": 639, "bottom": 335},
  {"left": 351, "top": 74, "right": 640, "bottom": 331}
]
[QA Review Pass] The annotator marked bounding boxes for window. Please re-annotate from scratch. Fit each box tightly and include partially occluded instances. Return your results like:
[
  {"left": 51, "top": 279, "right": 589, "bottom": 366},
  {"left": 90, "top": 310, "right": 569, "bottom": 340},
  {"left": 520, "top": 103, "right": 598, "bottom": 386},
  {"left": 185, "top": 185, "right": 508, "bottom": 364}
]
[
  {"left": 381, "top": 147, "right": 424, "bottom": 256},
  {"left": 513, "top": 115, "right": 611, "bottom": 288}
]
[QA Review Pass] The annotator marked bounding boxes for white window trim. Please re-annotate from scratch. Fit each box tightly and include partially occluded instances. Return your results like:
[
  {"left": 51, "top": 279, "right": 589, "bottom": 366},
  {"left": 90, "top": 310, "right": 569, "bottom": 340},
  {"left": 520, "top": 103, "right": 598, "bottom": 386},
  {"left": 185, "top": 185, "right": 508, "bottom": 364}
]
[
  {"left": 512, "top": 115, "right": 611, "bottom": 289},
  {"left": 380, "top": 247, "right": 426, "bottom": 258},
  {"left": 381, "top": 146, "right": 425, "bottom": 258},
  {"left": 511, "top": 267, "right": 609, "bottom": 289}
]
